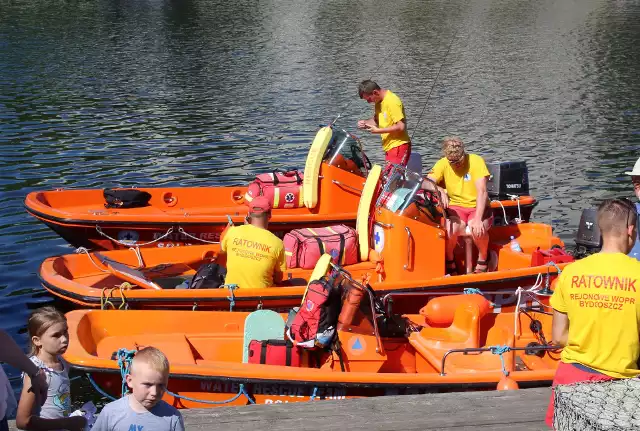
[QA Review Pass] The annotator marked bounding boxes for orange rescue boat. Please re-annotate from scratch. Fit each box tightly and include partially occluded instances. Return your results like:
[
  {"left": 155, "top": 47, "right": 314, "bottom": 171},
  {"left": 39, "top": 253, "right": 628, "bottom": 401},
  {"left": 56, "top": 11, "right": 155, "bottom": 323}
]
[
  {"left": 38, "top": 165, "right": 567, "bottom": 312},
  {"left": 25, "top": 126, "right": 537, "bottom": 250},
  {"left": 63, "top": 277, "right": 560, "bottom": 409}
]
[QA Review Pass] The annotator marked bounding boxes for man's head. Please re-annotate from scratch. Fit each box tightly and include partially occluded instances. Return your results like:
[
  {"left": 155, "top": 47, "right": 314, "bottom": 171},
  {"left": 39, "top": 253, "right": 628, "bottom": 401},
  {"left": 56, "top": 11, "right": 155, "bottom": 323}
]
[
  {"left": 126, "top": 347, "right": 170, "bottom": 410},
  {"left": 246, "top": 196, "right": 272, "bottom": 226},
  {"left": 597, "top": 198, "right": 637, "bottom": 253},
  {"left": 624, "top": 156, "right": 640, "bottom": 199},
  {"left": 358, "top": 80, "right": 383, "bottom": 104},
  {"left": 442, "top": 136, "right": 466, "bottom": 167}
]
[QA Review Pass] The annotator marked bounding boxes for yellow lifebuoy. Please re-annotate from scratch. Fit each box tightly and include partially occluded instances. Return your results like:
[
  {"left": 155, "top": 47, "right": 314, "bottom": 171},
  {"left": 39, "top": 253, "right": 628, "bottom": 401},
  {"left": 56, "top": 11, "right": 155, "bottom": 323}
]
[
  {"left": 356, "top": 164, "right": 382, "bottom": 261},
  {"left": 303, "top": 127, "right": 333, "bottom": 209}
]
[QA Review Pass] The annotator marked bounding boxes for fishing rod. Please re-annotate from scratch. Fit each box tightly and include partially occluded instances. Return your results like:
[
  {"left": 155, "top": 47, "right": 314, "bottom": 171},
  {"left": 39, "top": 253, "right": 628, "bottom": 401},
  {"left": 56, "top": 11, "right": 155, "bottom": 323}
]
[{"left": 410, "top": 27, "right": 461, "bottom": 142}]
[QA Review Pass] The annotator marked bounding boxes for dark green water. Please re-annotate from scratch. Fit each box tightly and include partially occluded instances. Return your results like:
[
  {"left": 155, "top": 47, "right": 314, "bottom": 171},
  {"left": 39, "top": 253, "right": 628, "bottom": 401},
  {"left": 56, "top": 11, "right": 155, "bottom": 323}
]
[{"left": 1, "top": 0, "right": 639, "bottom": 404}]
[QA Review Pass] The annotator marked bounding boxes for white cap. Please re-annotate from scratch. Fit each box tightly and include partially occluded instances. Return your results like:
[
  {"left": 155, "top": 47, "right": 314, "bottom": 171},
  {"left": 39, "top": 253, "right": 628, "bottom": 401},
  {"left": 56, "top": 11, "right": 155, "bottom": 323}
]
[{"left": 625, "top": 157, "right": 640, "bottom": 176}]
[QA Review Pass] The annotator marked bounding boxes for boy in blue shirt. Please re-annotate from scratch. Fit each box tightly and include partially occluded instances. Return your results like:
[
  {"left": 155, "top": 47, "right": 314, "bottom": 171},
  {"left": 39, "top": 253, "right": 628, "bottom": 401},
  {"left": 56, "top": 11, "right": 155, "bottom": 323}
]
[{"left": 92, "top": 347, "right": 184, "bottom": 431}]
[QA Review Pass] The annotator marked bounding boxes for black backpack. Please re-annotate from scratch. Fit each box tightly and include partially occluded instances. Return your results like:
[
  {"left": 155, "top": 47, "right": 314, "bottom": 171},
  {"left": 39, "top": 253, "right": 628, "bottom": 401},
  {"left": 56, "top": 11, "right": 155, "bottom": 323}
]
[
  {"left": 190, "top": 263, "right": 227, "bottom": 289},
  {"left": 103, "top": 189, "right": 152, "bottom": 209}
]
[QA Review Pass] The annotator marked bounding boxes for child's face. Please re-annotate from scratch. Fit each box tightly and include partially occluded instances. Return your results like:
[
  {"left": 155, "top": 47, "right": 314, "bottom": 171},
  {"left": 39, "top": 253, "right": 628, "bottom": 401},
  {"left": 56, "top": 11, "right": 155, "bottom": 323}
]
[
  {"left": 33, "top": 321, "right": 69, "bottom": 356},
  {"left": 126, "top": 363, "right": 168, "bottom": 410}
]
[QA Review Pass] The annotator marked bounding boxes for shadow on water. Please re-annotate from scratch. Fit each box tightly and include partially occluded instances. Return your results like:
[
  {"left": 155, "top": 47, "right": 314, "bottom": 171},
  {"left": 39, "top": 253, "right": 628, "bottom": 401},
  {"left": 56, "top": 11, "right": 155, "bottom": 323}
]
[{"left": 0, "top": 0, "right": 639, "bottom": 408}]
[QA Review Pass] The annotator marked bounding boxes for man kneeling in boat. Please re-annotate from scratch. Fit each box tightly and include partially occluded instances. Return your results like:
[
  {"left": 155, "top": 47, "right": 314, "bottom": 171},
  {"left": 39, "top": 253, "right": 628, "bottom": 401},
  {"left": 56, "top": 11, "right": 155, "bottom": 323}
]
[
  {"left": 420, "top": 136, "right": 492, "bottom": 275},
  {"left": 220, "top": 196, "right": 286, "bottom": 289},
  {"left": 546, "top": 198, "right": 640, "bottom": 429}
]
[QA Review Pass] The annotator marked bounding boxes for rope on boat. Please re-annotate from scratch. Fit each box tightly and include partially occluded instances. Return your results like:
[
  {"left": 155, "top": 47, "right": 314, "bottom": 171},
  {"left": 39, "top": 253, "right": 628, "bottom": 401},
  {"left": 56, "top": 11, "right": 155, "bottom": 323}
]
[
  {"left": 86, "top": 374, "right": 117, "bottom": 401},
  {"left": 75, "top": 247, "right": 110, "bottom": 273},
  {"left": 165, "top": 385, "right": 255, "bottom": 406},
  {"left": 489, "top": 345, "right": 511, "bottom": 376},
  {"left": 116, "top": 348, "right": 136, "bottom": 396},
  {"left": 507, "top": 194, "right": 523, "bottom": 224},
  {"left": 463, "top": 288, "right": 495, "bottom": 306},
  {"left": 226, "top": 284, "right": 239, "bottom": 311},
  {"left": 96, "top": 225, "right": 174, "bottom": 247},
  {"left": 100, "top": 285, "right": 130, "bottom": 310},
  {"left": 177, "top": 227, "right": 220, "bottom": 244}
]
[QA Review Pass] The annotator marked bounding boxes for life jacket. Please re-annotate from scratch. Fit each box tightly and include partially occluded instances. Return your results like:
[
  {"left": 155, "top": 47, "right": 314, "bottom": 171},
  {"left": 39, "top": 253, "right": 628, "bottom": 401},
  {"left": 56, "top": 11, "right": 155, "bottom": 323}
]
[{"left": 286, "top": 274, "right": 342, "bottom": 349}]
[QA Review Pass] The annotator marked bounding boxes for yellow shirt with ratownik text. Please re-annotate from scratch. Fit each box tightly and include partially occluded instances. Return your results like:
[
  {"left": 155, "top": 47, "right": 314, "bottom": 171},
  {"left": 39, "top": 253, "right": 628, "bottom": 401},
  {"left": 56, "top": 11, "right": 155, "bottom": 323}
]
[
  {"left": 221, "top": 224, "right": 286, "bottom": 289},
  {"left": 550, "top": 252, "right": 640, "bottom": 378},
  {"left": 375, "top": 90, "right": 410, "bottom": 152},
  {"left": 429, "top": 153, "right": 490, "bottom": 208}
]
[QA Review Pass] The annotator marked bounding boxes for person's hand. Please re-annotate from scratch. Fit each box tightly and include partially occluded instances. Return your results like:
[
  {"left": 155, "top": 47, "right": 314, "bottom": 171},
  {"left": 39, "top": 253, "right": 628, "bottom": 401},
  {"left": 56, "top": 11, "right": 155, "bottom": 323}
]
[
  {"left": 67, "top": 415, "right": 88, "bottom": 431},
  {"left": 357, "top": 120, "right": 368, "bottom": 129},
  {"left": 437, "top": 188, "right": 449, "bottom": 209},
  {"left": 367, "top": 125, "right": 381, "bottom": 134},
  {"left": 28, "top": 368, "right": 48, "bottom": 406},
  {"left": 468, "top": 218, "right": 486, "bottom": 238}
]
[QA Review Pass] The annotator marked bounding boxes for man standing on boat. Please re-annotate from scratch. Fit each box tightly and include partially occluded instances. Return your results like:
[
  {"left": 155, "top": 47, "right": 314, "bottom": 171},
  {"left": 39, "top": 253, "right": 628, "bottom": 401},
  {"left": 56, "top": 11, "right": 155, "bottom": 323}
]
[
  {"left": 420, "top": 137, "right": 492, "bottom": 274},
  {"left": 220, "top": 196, "right": 286, "bottom": 289},
  {"left": 625, "top": 157, "right": 640, "bottom": 261},
  {"left": 357, "top": 80, "right": 411, "bottom": 167},
  {"left": 546, "top": 198, "right": 640, "bottom": 428}
]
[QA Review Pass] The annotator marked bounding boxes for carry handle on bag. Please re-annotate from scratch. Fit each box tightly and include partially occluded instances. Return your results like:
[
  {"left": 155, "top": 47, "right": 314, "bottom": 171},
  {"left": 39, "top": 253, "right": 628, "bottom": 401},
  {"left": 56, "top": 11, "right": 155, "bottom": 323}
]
[{"left": 268, "top": 169, "right": 303, "bottom": 186}]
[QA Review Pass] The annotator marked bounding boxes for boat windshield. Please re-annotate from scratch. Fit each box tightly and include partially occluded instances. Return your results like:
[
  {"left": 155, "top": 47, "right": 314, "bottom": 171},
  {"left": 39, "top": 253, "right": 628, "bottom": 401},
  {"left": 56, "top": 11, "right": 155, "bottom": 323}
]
[
  {"left": 322, "top": 128, "right": 369, "bottom": 176},
  {"left": 376, "top": 165, "right": 425, "bottom": 215}
]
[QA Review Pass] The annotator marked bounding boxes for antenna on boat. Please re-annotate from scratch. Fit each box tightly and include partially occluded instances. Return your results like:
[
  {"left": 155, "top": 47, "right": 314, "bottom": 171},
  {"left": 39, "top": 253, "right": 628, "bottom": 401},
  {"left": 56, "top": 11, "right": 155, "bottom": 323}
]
[{"left": 330, "top": 114, "right": 341, "bottom": 127}]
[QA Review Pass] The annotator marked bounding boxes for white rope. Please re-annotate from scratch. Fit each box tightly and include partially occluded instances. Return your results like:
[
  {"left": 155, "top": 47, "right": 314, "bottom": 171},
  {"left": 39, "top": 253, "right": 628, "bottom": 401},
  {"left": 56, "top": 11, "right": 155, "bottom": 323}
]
[
  {"left": 177, "top": 227, "right": 220, "bottom": 244},
  {"left": 507, "top": 194, "right": 523, "bottom": 224},
  {"left": 129, "top": 247, "right": 145, "bottom": 269},
  {"left": 491, "top": 199, "right": 508, "bottom": 225},
  {"left": 75, "top": 247, "right": 110, "bottom": 273},
  {"left": 95, "top": 226, "right": 174, "bottom": 247}
]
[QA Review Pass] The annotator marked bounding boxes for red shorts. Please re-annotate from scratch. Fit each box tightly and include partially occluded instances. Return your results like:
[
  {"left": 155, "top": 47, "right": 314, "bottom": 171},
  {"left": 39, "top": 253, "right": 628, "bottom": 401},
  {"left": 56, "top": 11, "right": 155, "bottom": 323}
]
[
  {"left": 448, "top": 205, "right": 494, "bottom": 226},
  {"left": 384, "top": 143, "right": 411, "bottom": 166},
  {"left": 545, "top": 361, "right": 614, "bottom": 428}
]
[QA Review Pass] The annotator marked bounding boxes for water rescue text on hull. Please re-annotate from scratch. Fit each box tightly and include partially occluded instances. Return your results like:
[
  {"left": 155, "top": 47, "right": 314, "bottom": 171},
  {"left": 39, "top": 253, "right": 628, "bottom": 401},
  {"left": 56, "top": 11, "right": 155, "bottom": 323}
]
[{"left": 25, "top": 127, "right": 536, "bottom": 250}]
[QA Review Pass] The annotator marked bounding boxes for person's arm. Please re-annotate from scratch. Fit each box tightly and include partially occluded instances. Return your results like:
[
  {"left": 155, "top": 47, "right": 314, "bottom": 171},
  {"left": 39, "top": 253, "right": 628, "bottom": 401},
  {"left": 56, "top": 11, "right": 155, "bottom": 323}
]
[
  {"left": 366, "top": 119, "right": 406, "bottom": 135},
  {"left": 0, "top": 330, "right": 47, "bottom": 405},
  {"left": 357, "top": 117, "right": 377, "bottom": 130},
  {"left": 173, "top": 411, "right": 186, "bottom": 431},
  {"left": 552, "top": 310, "right": 569, "bottom": 347},
  {"left": 272, "top": 246, "right": 287, "bottom": 285},
  {"left": 468, "top": 176, "right": 489, "bottom": 237},
  {"left": 15, "top": 374, "right": 86, "bottom": 431},
  {"left": 421, "top": 174, "right": 449, "bottom": 209}
]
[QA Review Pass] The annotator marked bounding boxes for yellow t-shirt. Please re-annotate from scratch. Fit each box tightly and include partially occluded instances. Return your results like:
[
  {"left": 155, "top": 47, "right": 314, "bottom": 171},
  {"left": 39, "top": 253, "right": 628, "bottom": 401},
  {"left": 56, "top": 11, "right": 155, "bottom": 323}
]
[
  {"left": 550, "top": 252, "right": 640, "bottom": 378},
  {"left": 375, "top": 90, "right": 410, "bottom": 152},
  {"left": 220, "top": 224, "right": 286, "bottom": 289},
  {"left": 429, "top": 154, "right": 490, "bottom": 208}
]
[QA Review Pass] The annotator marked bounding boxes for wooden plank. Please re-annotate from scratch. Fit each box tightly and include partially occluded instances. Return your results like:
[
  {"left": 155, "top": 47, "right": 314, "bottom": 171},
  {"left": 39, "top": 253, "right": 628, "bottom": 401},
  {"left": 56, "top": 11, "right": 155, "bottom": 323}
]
[{"left": 9, "top": 388, "right": 551, "bottom": 430}]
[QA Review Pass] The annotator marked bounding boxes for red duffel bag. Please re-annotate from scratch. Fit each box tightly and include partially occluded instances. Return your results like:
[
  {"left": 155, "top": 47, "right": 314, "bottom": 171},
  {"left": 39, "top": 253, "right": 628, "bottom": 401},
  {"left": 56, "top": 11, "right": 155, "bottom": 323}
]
[
  {"left": 245, "top": 169, "right": 304, "bottom": 209},
  {"left": 247, "top": 339, "right": 302, "bottom": 366},
  {"left": 284, "top": 225, "right": 358, "bottom": 269}
]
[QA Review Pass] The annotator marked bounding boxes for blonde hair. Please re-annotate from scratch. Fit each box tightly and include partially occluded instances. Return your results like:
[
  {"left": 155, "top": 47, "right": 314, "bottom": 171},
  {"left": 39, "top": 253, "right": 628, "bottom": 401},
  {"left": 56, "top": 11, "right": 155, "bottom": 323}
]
[
  {"left": 442, "top": 136, "right": 465, "bottom": 161},
  {"left": 131, "top": 347, "right": 170, "bottom": 376},
  {"left": 27, "top": 306, "right": 67, "bottom": 356},
  {"left": 597, "top": 198, "right": 637, "bottom": 237}
]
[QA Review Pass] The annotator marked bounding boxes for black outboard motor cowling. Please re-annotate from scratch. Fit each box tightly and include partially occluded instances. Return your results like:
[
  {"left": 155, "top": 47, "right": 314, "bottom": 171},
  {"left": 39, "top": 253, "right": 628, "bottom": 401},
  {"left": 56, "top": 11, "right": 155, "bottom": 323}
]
[
  {"left": 486, "top": 161, "right": 529, "bottom": 199},
  {"left": 573, "top": 208, "right": 601, "bottom": 258}
]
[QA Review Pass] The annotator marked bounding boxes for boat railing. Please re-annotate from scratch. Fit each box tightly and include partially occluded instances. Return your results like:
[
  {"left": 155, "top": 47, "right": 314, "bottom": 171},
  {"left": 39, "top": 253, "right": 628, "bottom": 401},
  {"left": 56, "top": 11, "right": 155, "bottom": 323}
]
[{"left": 438, "top": 344, "right": 562, "bottom": 377}]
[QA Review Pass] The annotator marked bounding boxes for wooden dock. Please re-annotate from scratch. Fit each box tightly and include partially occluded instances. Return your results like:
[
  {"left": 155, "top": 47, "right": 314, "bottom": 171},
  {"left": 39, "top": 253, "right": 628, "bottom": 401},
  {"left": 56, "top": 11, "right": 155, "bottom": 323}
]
[{"left": 8, "top": 387, "right": 551, "bottom": 430}]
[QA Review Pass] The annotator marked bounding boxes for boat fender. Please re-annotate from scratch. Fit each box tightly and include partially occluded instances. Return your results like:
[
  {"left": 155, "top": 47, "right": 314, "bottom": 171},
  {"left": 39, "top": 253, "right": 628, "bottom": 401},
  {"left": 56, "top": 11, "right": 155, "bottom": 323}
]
[
  {"left": 497, "top": 376, "right": 519, "bottom": 390},
  {"left": 337, "top": 284, "right": 365, "bottom": 330},
  {"left": 356, "top": 164, "right": 382, "bottom": 261},
  {"left": 420, "top": 294, "right": 491, "bottom": 326},
  {"left": 303, "top": 127, "right": 333, "bottom": 209}
]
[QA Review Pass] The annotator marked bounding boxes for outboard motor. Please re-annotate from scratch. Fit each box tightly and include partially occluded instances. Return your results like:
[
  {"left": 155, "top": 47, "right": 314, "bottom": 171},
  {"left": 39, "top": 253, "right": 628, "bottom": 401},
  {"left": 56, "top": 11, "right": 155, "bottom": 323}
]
[
  {"left": 573, "top": 208, "right": 601, "bottom": 258},
  {"left": 486, "top": 161, "right": 529, "bottom": 199}
]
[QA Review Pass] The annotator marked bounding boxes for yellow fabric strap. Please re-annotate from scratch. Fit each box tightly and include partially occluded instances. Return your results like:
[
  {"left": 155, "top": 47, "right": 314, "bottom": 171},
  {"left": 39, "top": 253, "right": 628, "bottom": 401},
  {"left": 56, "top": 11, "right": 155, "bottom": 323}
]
[{"left": 273, "top": 187, "right": 280, "bottom": 208}]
